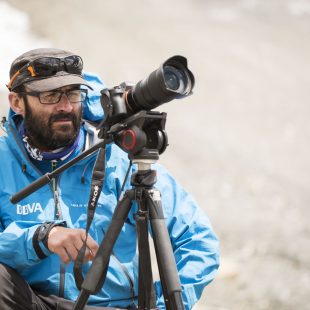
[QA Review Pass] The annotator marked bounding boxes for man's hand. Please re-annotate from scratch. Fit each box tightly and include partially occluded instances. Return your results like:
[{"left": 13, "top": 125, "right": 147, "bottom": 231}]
[{"left": 47, "top": 227, "right": 99, "bottom": 264}]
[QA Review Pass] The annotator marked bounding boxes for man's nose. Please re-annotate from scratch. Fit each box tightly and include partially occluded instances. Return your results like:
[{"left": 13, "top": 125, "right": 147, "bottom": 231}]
[{"left": 56, "top": 93, "right": 73, "bottom": 112}]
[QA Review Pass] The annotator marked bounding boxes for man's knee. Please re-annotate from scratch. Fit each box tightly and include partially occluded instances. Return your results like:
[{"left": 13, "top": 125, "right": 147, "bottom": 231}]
[
  {"left": 0, "top": 264, "right": 18, "bottom": 305},
  {"left": 0, "top": 263, "right": 35, "bottom": 309},
  {"left": 0, "top": 263, "right": 17, "bottom": 286}
]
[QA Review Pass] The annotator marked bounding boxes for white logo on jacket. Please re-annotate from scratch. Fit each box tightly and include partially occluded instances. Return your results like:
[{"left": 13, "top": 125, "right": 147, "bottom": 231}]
[{"left": 16, "top": 203, "right": 43, "bottom": 215}]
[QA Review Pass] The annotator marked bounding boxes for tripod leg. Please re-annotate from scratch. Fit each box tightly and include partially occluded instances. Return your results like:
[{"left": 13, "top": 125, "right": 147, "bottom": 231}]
[
  {"left": 135, "top": 196, "right": 156, "bottom": 309},
  {"left": 73, "top": 190, "right": 134, "bottom": 310},
  {"left": 146, "top": 189, "right": 184, "bottom": 310}
]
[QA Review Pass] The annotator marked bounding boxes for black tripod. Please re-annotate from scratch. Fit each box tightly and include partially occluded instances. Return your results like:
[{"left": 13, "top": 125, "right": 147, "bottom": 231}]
[{"left": 73, "top": 157, "right": 184, "bottom": 310}]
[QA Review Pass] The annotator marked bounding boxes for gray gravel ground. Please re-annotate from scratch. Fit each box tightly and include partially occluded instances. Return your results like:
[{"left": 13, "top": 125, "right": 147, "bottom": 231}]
[{"left": 1, "top": 0, "right": 310, "bottom": 309}]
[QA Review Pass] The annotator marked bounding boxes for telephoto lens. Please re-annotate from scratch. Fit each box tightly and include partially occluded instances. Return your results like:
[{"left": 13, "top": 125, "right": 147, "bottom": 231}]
[
  {"left": 98, "top": 55, "right": 195, "bottom": 129},
  {"left": 125, "top": 55, "right": 195, "bottom": 113}
]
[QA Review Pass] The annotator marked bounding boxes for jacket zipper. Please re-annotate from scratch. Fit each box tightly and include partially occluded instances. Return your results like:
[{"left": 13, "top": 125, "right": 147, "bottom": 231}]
[{"left": 51, "top": 161, "right": 65, "bottom": 298}]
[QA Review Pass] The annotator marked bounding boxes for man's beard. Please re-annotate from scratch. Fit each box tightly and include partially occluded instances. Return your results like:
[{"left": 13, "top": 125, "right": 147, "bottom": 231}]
[{"left": 23, "top": 101, "right": 82, "bottom": 150}]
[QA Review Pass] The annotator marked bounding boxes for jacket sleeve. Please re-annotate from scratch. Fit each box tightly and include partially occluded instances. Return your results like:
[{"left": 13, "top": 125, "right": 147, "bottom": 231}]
[
  {"left": 153, "top": 164, "right": 220, "bottom": 310},
  {"left": 0, "top": 220, "right": 54, "bottom": 268}
]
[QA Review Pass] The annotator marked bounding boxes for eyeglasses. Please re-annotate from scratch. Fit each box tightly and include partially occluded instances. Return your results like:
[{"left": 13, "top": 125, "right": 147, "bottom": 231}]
[
  {"left": 18, "top": 89, "right": 88, "bottom": 105},
  {"left": 7, "top": 55, "right": 83, "bottom": 91}
]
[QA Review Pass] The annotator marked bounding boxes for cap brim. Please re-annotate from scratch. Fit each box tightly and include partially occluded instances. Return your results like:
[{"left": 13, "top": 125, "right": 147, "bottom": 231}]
[{"left": 24, "top": 73, "right": 93, "bottom": 92}]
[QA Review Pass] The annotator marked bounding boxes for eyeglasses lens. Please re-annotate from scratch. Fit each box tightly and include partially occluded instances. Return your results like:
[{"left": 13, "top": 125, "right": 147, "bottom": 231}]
[{"left": 39, "top": 90, "right": 87, "bottom": 104}]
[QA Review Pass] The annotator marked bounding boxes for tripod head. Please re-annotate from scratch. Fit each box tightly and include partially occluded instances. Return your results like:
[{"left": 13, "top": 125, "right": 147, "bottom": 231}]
[{"left": 99, "top": 110, "right": 169, "bottom": 162}]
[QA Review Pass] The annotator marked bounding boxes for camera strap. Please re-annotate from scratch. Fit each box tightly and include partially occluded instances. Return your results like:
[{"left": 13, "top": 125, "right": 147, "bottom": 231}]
[{"left": 74, "top": 144, "right": 107, "bottom": 289}]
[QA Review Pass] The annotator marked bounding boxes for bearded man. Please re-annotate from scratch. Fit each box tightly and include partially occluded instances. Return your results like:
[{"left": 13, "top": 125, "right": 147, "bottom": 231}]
[{"left": 0, "top": 48, "right": 219, "bottom": 310}]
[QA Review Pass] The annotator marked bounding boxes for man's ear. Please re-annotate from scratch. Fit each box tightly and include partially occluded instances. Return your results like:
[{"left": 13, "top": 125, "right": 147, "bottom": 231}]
[{"left": 9, "top": 92, "right": 25, "bottom": 116}]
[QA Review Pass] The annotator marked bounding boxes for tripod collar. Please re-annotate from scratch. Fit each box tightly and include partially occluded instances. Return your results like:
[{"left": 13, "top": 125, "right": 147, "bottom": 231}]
[{"left": 132, "top": 159, "right": 157, "bottom": 171}]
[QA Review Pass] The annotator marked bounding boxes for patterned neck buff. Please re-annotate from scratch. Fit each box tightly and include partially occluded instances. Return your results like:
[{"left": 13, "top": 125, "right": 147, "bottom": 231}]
[{"left": 19, "top": 121, "right": 82, "bottom": 161}]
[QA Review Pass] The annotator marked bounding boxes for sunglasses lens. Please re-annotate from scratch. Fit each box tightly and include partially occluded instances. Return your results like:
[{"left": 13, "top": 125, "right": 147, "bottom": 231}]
[
  {"left": 64, "top": 56, "right": 83, "bottom": 73},
  {"left": 33, "top": 57, "right": 60, "bottom": 75},
  {"left": 32, "top": 56, "right": 83, "bottom": 76}
]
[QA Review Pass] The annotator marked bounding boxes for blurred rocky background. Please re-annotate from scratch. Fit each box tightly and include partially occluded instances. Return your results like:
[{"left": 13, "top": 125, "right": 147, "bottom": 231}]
[{"left": 1, "top": 0, "right": 310, "bottom": 309}]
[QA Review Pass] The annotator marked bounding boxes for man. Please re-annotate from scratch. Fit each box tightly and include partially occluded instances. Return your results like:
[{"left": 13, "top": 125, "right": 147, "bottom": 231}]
[{"left": 0, "top": 48, "right": 219, "bottom": 310}]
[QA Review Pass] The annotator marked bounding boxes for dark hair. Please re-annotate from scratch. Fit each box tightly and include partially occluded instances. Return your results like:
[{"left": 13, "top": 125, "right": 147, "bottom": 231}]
[{"left": 13, "top": 84, "right": 25, "bottom": 95}]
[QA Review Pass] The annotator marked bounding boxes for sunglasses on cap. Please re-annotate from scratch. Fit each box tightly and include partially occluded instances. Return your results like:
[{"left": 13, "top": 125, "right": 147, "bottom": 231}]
[{"left": 7, "top": 55, "right": 83, "bottom": 91}]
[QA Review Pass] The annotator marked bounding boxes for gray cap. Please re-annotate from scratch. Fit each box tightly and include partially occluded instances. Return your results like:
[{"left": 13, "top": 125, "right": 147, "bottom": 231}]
[{"left": 8, "top": 48, "right": 92, "bottom": 91}]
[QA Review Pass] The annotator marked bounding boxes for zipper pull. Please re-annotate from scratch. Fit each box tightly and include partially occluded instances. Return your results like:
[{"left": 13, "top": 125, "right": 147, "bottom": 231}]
[
  {"left": 54, "top": 190, "right": 62, "bottom": 219},
  {"left": 51, "top": 161, "right": 61, "bottom": 219},
  {"left": 51, "top": 160, "right": 57, "bottom": 191}
]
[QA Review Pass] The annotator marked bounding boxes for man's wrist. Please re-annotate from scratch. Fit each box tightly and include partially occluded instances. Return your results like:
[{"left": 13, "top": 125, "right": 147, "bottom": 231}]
[{"left": 33, "top": 221, "right": 66, "bottom": 259}]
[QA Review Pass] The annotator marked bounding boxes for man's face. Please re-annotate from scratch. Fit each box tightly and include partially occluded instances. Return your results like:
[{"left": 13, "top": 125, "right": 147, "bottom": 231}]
[{"left": 23, "top": 86, "right": 82, "bottom": 150}]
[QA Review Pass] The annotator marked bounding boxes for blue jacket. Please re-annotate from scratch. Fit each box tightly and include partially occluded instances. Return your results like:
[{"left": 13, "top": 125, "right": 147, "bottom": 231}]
[{"left": 0, "top": 72, "right": 219, "bottom": 309}]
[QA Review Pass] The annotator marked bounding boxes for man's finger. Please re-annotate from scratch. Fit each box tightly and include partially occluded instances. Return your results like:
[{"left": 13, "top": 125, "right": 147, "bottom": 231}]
[
  {"left": 58, "top": 248, "right": 71, "bottom": 264},
  {"left": 85, "top": 236, "right": 99, "bottom": 256},
  {"left": 64, "top": 243, "right": 79, "bottom": 261}
]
